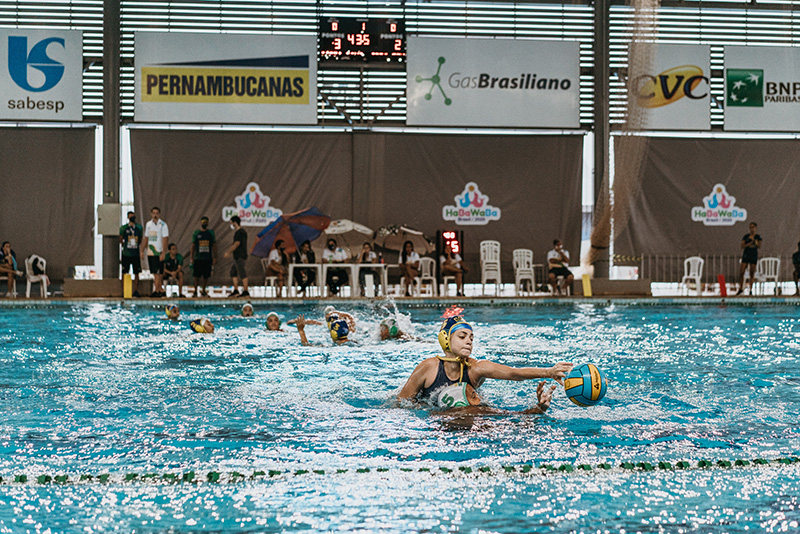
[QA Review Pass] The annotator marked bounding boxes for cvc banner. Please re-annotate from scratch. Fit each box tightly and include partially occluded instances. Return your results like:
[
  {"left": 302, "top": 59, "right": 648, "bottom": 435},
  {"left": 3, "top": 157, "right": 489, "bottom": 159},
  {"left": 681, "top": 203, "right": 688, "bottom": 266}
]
[
  {"left": 406, "top": 37, "right": 580, "bottom": 128},
  {"left": 134, "top": 32, "right": 317, "bottom": 125},
  {"left": 0, "top": 29, "right": 83, "bottom": 121},
  {"left": 628, "top": 44, "right": 710, "bottom": 131},
  {"left": 724, "top": 46, "right": 800, "bottom": 131}
]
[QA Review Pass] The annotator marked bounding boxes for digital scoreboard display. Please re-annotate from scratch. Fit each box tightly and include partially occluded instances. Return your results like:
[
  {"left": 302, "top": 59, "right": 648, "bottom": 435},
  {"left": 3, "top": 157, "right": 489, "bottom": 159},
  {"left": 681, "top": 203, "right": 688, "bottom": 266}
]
[{"left": 319, "top": 18, "right": 405, "bottom": 62}]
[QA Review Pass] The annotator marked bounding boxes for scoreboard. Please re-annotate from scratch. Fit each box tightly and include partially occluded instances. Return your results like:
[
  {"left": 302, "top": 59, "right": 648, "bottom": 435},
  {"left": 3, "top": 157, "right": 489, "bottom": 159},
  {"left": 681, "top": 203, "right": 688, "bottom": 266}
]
[{"left": 319, "top": 18, "right": 406, "bottom": 62}]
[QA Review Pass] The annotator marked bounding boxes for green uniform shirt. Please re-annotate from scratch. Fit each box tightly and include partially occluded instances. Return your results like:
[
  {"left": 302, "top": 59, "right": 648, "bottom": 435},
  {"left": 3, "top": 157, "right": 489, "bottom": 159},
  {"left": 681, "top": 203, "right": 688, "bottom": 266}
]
[{"left": 120, "top": 223, "right": 143, "bottom": 257}]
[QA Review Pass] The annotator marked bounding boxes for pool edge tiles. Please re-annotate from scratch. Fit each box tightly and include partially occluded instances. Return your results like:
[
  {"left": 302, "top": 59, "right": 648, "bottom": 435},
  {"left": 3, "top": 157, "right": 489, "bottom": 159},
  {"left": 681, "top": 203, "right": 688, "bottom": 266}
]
[{"left": 1, "top": 296, "right": 800, "bottom": 307}]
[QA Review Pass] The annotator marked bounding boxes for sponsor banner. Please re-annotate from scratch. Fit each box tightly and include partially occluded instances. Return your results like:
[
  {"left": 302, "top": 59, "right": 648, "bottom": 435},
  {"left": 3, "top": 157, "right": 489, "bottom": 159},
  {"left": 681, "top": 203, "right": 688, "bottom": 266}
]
[
  {"left": 221, "top": 182, "right": 282, "bottom": 226},
  {"left": 690, "top": 184, "right": 747, "bottom": 226},
  {"left": 442, "top": 182, "right": 501, "bottom": 225},
  {"left": 0, "top": 29, "right": 83, "bottom": 121},
  {"left": 407, "top": 37, "right": 579, "bottom": 128},
  {"left": 629, "top": 44, "right": 710, "bottom": 130},
  {"left": 135, "top": 32, "right": 316, "bottom": 124},
  {"left": 724, "top": 46, "right": 800, "bottom": 131}
]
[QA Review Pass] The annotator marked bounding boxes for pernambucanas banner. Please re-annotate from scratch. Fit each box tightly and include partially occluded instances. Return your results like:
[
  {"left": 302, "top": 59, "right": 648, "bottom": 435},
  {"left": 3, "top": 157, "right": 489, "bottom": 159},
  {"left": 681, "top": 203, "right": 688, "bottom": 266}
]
[
  {"left": 628, "top": 44, "right": 710, "bottom": 131},
  {"left": 0, "top": 29, "right": 83, "bottom": 121},
  {"left": 135, "top": 32, "right": 317, "bottom": 125},
  {"left": 725, "top": 46, "right": 800, "bottom": 131},
  {"left": 406, "top": 37, "right": 580, "bottom": 128}
]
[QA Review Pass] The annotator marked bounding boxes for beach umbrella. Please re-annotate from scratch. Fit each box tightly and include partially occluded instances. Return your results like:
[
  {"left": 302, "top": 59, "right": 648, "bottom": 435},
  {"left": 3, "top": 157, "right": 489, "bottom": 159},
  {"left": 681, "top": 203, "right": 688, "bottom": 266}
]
[
  {"left": 373, "top": 225, "right": 435, "bottom": 255},
  {"left": 251, "top": 207, "right": 331, "bottom": 257},
  {"left": 312, "top": 219, "right": 373, "bottom": 259}
]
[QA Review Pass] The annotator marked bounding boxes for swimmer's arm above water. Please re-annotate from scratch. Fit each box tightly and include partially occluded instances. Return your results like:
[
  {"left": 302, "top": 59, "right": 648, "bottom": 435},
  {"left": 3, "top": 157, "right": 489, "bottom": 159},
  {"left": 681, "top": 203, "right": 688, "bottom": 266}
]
[
  {"left": 471, "top": 360, "right": 572, "bottom": 386},
  {"left": 295, "top": 314, "right": 312, "bottom": 346},
  {"left": 286, "top": 317, "right": 323, "bottom": 326}
]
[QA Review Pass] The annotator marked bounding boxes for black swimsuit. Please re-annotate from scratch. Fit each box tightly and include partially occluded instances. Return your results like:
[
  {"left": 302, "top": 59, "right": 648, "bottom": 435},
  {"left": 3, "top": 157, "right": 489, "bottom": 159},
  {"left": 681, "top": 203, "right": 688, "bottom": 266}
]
[{"left": 420, "top": 359, "right": 473, "bottom": 402}]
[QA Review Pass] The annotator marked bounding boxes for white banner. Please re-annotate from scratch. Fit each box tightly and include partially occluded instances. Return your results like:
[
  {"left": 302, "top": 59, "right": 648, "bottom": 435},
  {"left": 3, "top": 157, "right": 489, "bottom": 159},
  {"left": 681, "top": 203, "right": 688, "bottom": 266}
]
[
  {"left": 724, "top": 46, "right": 800, "bottom": 131},
  {"left": 0, "top": 29, "right": 83, "bottom": 121},
  {"left": 629, "top": 44, "right": 710, "bottom": 130},
  {"left": 406, "top": 37, "right": 579, "bottom": 128},
  {"left": 135, "top": 32, "right": 317, "bottom": 125}
]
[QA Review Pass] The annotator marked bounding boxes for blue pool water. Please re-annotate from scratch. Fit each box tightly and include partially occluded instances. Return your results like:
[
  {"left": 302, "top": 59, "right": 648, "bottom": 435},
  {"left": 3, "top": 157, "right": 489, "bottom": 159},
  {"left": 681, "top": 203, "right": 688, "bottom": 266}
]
[{"left": 1, "top": 301, "right": 799, "bottom": 533}]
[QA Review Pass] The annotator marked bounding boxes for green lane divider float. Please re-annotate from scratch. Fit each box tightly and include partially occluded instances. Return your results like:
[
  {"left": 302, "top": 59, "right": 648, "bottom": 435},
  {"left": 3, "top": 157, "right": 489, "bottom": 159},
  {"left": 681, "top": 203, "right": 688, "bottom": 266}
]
[{"left": 3, "top": 457, "right": 798, "bottom": 485}]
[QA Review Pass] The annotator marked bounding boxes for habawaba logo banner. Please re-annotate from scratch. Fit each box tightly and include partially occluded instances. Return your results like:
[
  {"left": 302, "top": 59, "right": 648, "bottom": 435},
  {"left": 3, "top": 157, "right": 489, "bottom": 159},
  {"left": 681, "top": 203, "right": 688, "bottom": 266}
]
[
  {"left": 0, "top": 29, "right": 83, "bottom": 121},
  {"left": 221, "top": 182, "right": 282, "bottom": 227},
  {"left": 406, "top": 37, "right": 579, "bottom": 128},
  {"left": 135, "top": 32, "right": 317, "bottom": 125},
  {"left": 724, "top": 46, "right": 800, "bottom": 131},
  {"left": 442, "top": 182, "right": 501, "bottom": 225},
  {"left": 629, "top": 44, "right": 710, "bottom": 131},
  {"left": 691, "top": 184, "right": 747, "bottom": 226}
]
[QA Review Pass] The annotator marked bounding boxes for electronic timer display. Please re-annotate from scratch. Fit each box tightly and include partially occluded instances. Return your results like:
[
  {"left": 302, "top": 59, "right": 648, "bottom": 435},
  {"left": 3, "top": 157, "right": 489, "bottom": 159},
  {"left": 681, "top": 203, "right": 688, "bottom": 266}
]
[{"left": 319, "top": 18, "right": 405, "bottom": 62}]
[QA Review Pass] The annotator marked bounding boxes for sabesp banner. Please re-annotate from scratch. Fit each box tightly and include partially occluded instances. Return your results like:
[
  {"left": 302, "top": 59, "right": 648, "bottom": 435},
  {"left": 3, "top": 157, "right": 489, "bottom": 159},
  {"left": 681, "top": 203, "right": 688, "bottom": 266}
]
[
  {"left": 724, "top": 46, "right": 800, "bottom": 131},
  {"left": 628, "top": 44, "right": 710, "bottom": 131},
  {"left": 135, "top": 32, "right": 317, "bottom": 124},
  {"left": 0, "top": 29, "right": 83, "bottom": 121},
  {"left": 406, "top": 37, "right": 579, "bottom": 128}
]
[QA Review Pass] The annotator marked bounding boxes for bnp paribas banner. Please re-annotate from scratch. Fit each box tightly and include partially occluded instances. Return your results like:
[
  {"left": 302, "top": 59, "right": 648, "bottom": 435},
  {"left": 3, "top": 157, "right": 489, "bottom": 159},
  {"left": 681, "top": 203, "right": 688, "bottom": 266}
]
[
  {"left": 629, "top": 44, "right": 710, "bottom": 130},
  {"left": 725, "top": 46, "right": 800, "bottom": 131},
  {"left": 135, "top": 32, "right": 317, "bottom": 124},
  {"left": 406, "top": 37, "right": 579, "bottom": 128},
  {"left": 0, "top": 29, "right": 83, "bottom": 121}
]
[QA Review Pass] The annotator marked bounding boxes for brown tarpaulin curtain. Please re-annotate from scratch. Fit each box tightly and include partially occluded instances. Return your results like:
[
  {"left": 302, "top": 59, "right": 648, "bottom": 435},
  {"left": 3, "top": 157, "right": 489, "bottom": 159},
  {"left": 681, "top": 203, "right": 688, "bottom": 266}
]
[
  {"left": 0, "top": 127, "right": 95, "bottom": 281},
  {"left": 131, "top": 129, "right": 582, "bottom": 284},
  {"left": 614, "top": 137, "right": 800, "bottom": 257}
]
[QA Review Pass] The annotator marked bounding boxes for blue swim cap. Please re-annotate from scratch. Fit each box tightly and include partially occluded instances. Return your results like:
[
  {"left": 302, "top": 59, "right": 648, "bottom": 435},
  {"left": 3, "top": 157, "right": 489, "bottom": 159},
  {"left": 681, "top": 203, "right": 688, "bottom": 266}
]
[
  {"left": 330, "top": 319, "right": 349, "bottom": 342},
  {"left": 438, "top": 315, "right": 472, "bottom": 352}
]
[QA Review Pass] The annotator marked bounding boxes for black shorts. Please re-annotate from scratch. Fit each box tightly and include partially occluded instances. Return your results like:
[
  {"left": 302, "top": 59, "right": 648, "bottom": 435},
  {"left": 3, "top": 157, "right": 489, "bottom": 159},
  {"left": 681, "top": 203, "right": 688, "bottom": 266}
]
[
  {"left": 741, "top": 249, "right": 758, "bottom": 265},
  {"left": 229, "top": 257, "right": 247, "bottom": 278},
  {"left": 549, "top": 266, "right": 572, "bottom": 278},
  {"left": 147, "top": 255, "right": 163, "bottom": 274},
  {"left": 194, "top": 259, "right": 213, "bottom": 279},
  {"left": 121, "top": 255, "right": 141, "bottom": 275}
]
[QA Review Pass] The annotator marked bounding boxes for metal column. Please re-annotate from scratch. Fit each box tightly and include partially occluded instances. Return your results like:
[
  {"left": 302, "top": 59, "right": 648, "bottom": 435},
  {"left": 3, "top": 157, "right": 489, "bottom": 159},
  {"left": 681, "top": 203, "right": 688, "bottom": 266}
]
[
  {"left": 592, "top": 0, "right": 610, "bottom": 278},
  {"left": 102, "top": 0, "right": 121, "bottom": 278}
]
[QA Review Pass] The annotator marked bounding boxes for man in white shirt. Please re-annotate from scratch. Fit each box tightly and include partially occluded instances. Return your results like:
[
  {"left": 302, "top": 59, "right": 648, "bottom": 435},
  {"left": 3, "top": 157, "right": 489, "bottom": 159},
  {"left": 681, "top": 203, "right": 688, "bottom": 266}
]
[
  {"left": 322, "top": 238, "right": 349, "bottom": 296},
  {"left": 142, "top": 207, "right": 169, "bottom": 298},
  {"left": 547, "top": 239, "right": 573, "bottom": 295}
]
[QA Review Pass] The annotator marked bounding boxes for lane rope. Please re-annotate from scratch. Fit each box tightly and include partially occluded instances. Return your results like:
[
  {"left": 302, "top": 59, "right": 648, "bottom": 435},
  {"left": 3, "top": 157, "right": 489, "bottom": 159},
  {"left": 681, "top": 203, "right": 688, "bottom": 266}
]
[{"left": 2, "top": 457, "right": 798, "bottom": 485}]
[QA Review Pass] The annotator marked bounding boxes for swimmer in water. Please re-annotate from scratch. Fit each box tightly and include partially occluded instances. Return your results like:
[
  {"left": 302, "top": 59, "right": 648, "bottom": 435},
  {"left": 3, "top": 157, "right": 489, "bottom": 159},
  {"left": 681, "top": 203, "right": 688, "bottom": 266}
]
[
  {"left": 241, "top": 302, "right": 254, "bottom": 317},
  {"left": 378, "top": 316, "right": 419, "bottom": 341},
  {"left": 265, "top": 311, "right": 284, "bottom": 332},
  {"left": 165, "top": 304, "right": 180, "bottom": 321},
  {"left": 294, "top": 314, "right": 352, "bottom": 346},
  {"left": 189, "top": 318, "right": 215, "bottom": 334},
  {"left": 397, "top": 315, "right": 572, "bottom": 407}
]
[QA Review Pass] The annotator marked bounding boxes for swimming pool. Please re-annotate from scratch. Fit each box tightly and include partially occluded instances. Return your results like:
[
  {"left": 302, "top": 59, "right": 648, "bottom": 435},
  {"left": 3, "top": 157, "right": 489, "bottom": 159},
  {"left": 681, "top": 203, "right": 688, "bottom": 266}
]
[{"left": 1, "top": 300, "right": 799, "bottom": 533}]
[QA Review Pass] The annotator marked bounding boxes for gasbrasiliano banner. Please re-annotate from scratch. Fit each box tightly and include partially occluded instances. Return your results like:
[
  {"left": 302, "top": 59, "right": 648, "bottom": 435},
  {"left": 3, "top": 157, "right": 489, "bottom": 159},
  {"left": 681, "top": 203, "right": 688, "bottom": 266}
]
[
  {"left": 135, "top": 32, "right": 317, "bottom": 125},
  {"left": 406, "top": 37, "right": 580, "bottom": 128},
  {"left": 724, "top": 46, "right": 800, "bottom": 132}
]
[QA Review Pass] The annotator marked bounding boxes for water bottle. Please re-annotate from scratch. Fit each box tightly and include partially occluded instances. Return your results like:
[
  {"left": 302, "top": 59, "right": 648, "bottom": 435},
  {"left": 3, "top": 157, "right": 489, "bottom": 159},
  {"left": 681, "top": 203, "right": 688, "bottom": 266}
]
[{"left": 379, "top": 252, "right": 384, "bottom": 264}]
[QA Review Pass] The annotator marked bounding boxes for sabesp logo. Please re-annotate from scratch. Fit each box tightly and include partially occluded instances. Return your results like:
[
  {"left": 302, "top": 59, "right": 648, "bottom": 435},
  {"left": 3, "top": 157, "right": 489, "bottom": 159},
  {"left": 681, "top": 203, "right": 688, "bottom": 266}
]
[{"left": 7, "top": 36, "right": 66, "bottom": 92}]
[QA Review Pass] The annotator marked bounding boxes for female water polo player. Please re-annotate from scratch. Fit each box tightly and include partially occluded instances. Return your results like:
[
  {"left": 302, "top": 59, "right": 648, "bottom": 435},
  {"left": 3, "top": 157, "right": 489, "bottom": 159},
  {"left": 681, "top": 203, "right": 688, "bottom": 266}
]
[
  {"left": 397, "top": 315, "right": 572, "bottom": 406},
  {"left": 294, "top": 314, "right": 352, "bottom": 346}
]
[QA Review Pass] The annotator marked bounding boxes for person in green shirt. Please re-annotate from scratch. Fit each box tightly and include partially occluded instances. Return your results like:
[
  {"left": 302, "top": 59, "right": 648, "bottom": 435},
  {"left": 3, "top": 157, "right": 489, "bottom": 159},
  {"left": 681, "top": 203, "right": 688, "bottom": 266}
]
[
  {"left": 119, "top": 211, "right": 144, "bottom": 297},
  {"left": 191, "top": 216, "right": 217, "bottom": 297},
  {"left": 163, "top": 242, "right": 185, "bottom": 297}
]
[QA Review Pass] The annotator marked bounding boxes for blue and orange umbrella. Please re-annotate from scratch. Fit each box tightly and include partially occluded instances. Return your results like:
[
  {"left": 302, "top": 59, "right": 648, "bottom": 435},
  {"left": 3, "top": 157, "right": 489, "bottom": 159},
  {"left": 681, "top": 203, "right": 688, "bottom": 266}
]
[{"left": 251, "top": 207, "right": 331, "bottom": 257}]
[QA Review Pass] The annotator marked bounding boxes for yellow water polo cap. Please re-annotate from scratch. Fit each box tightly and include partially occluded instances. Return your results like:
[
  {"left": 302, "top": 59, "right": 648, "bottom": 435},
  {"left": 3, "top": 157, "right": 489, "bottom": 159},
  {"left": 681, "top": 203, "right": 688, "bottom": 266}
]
[
  {"left": 438, "top": 315, "right": 472, "bottom": 353},
  {"left": 190, "top": 319, "right": 207, "bottom": 333},
  {"left": 165, "top": 304, "right": 179, "bottom": 318}
]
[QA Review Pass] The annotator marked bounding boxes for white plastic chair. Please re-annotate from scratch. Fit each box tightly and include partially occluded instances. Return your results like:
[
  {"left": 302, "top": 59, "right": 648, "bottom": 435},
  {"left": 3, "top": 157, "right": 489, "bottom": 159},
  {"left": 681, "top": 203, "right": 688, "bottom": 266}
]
[
  {"left": 260, "top": 258, "right": 281, "bottom": 297},
  {"left": 24, "top": 255, "right": 48, "bottom": 298},
  {"left": 416, "top": 257, "right": 438, "bottom": 297},
  {"left": 753, "top": 257, "right": 781, "bottom": 295},
  {"left": 513, "top": 249, "right": 535, "bottom": 296},
  {"left": 680, "top": 256, "right": 704, "bottom": 296},
  {"left": 480, "top": 240, "right": 502, "bottom": 296}
]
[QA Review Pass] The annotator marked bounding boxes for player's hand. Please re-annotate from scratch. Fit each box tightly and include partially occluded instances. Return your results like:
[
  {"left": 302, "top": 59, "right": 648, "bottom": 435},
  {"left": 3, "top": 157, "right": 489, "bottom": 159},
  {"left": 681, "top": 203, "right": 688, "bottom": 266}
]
[
  {"left": 549, "top": 362, "right": 573, "bottom": 385},
  {"left": 536, "top": 381, "right": 558, "bottom": 411}
]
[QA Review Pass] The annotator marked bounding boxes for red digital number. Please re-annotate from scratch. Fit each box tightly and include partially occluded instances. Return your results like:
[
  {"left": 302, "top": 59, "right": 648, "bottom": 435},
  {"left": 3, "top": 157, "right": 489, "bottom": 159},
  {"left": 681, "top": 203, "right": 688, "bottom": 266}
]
[
  {"left": 390, "top": 23, "right": 397, "bottom": 32},
  {"left": 332, "top": 21, "right": 338, "bottom": 31},
  {"left": 361, "top": 22, "right": 366, "bottom": 31},
  {"left": 334, "top": 38, "right": 341, "bottom": 50},
  {"left": 347, "top": 34, "right": 355, "bottom": 45},
  {"left": 394, "top": 39, "right": 402, "bottom": 51}
]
